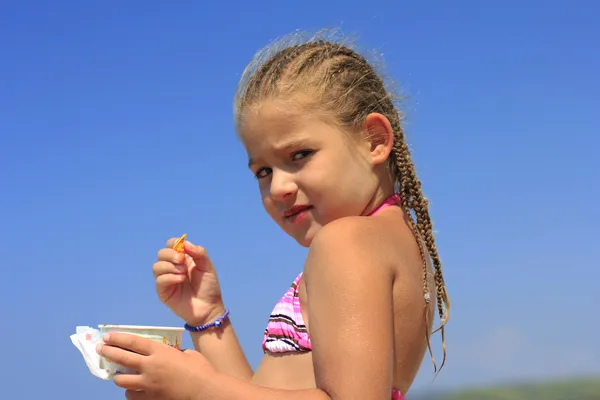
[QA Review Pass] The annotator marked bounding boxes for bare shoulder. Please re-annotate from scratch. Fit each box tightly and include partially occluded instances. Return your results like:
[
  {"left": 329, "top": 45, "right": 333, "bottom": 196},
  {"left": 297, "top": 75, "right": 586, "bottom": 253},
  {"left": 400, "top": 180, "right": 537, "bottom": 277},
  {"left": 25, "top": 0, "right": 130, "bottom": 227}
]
[
  {"left": 304, "top": 213, "right": 413, "bottom": 281},
  {"left": 305, "top": 216, "right": 390, "bottom": 277}
]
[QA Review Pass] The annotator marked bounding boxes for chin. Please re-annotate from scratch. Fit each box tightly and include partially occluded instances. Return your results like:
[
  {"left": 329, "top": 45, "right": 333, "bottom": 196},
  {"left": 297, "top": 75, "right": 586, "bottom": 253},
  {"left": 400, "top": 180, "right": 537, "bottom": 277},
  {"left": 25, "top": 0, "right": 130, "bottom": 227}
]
[
  {"left": 295, "top": 236, "right": 313, "bottom": 248},
  {"left": 291, "top": 225, "right": 322, "bottom": 248}
]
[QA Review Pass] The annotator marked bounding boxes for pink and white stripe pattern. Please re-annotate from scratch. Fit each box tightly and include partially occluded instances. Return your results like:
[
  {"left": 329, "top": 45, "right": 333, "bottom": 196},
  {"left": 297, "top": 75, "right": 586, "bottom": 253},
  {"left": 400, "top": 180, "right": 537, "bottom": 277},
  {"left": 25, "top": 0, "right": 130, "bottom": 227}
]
[
  {"left": 262, "top": 272, "right": 311, "bottom": 353},
  {"left": 261, "top": 271, "right": 406, "bottom": 399}
]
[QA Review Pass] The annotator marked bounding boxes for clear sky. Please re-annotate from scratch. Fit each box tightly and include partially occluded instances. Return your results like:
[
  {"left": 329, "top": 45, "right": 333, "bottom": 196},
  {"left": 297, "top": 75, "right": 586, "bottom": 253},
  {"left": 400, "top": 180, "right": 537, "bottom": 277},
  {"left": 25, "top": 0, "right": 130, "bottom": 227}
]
[{"left": 1, "top": 1, "right": 598, "bottom": 398}]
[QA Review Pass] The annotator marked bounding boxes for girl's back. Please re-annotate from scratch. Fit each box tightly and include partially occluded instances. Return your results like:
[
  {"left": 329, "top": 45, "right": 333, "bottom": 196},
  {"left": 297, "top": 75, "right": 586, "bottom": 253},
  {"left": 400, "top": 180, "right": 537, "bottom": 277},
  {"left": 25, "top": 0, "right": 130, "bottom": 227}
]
[{"left": 252, "top": 195, "right": 436, "bottom": 396}]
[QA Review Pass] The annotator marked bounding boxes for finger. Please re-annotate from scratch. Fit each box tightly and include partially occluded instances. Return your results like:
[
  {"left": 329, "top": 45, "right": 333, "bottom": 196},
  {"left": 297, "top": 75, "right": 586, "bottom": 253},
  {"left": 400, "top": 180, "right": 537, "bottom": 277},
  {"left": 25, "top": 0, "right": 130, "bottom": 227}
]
[
  {"left": 103, "top": 333, "right": 157, "bottom": 356},
  {"left": 156, "top": 248, "right": 185, "bottom": 264},
  {"left": 156, "top": 273, "right": 186, "bottom": 293},
  {"left": 99, "top": 344, "right": 145, "bottom": 371},
  {"left": 166, "top": 237, "right": 178, "bottom": 248},
  {"left": 125, "top": 389, "right": 148, "bottom": 400},
  {"left": 113, "top": 374, "right": 145, "bottom": 391},
  {"left": 165, "top": 236, "right": 186, "bottom": 249},
  {"left": 152, "top": 260, "right": 187, "bottom": 279}
]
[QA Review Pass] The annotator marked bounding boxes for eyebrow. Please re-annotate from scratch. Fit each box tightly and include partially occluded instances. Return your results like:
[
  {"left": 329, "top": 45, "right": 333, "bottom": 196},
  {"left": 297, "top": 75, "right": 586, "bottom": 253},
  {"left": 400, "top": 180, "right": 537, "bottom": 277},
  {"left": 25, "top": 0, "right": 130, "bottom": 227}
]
[{"left": 247, "top": 138, "right": 312, "bottom": 168}]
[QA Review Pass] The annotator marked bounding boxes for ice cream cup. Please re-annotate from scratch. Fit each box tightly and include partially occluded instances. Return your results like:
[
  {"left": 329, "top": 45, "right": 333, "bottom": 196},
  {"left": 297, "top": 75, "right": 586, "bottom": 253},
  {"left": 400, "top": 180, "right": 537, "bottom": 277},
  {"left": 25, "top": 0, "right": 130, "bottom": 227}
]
[{"left": 97, "top": 325, "right": 184, "bottom": 374}]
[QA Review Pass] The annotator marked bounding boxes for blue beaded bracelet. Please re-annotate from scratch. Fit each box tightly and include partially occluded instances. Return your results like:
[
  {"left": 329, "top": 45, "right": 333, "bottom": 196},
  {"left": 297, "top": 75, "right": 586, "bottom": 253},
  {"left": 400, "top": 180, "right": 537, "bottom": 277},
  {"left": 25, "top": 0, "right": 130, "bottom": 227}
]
[{"left": 184, "top": 308, "right": 230, "bottom": 332}]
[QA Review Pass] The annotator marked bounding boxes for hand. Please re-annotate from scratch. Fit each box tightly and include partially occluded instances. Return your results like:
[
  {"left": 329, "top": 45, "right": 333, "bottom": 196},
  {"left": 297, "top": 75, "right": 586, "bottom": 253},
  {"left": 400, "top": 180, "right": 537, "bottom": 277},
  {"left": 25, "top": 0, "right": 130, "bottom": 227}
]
[
  {"left": 97, "top": 333, "right": 217, "bottom": 399},
  {"left": 153, "top": 238, "right": 225, "bottom": 326}
]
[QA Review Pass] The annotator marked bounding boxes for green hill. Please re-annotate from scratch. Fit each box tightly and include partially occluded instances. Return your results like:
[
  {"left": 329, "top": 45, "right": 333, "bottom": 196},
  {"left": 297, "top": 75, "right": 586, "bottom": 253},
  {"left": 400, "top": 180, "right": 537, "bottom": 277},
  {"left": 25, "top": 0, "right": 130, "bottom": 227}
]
[{"left": 414, "top": 377, "right": 600, "bottom": 400}]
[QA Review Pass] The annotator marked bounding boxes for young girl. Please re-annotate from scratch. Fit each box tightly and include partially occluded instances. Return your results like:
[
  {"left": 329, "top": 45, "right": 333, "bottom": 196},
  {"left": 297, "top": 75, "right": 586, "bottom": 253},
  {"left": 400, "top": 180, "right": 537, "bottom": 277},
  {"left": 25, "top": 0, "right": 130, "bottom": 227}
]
[{"left": 97, "top": 32, "right": 450, "bottom": 400}]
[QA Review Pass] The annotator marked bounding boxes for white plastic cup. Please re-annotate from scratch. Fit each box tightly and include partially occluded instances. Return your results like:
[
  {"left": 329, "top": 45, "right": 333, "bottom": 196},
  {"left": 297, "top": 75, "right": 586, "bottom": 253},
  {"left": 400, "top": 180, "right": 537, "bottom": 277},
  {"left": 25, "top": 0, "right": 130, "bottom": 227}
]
[{"left": 97, "top": 325, "right": 185, "bottom": 374}]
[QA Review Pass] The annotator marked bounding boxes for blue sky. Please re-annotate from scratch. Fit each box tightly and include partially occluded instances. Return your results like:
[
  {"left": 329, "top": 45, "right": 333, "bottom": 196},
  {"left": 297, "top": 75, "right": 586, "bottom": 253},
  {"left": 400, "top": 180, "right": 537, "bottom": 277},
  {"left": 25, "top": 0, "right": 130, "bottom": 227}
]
[{"left": 1, "top": 1, "right": 598, "bottom": 398}]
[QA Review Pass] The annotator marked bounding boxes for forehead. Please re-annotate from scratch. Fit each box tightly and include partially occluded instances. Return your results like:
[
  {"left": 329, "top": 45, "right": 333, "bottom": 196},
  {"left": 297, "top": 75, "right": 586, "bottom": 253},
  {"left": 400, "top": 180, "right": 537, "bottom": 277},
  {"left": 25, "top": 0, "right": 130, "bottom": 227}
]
[
  {"left": 239, "top": 101, "right": 297, "bottom": 140},
  {"left": 239, "top": 101, "right": 334, "bottom": 159}
]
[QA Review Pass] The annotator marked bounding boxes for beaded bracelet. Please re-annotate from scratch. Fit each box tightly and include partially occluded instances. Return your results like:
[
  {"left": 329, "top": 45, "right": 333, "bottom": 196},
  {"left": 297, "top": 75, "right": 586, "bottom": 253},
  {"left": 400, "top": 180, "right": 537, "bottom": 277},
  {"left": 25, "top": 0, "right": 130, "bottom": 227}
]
[{"left": 184, "top": 308, "right": 230, "bottom": 332}]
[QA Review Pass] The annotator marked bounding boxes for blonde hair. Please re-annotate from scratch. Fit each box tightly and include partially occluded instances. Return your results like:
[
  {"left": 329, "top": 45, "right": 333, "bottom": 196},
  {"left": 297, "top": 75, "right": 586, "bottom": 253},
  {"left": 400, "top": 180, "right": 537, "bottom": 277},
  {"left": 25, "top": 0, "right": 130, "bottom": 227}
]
[{"left": 234, "top": 30, "right": 450, "bottom": 372}]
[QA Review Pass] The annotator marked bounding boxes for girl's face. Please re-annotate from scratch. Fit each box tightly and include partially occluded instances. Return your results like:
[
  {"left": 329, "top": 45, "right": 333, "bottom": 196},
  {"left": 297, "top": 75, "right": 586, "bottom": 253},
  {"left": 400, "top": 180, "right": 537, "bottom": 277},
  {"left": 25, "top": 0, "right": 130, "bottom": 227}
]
[{"left": 239, "top": 100, "right": 394, "bottom": 247}]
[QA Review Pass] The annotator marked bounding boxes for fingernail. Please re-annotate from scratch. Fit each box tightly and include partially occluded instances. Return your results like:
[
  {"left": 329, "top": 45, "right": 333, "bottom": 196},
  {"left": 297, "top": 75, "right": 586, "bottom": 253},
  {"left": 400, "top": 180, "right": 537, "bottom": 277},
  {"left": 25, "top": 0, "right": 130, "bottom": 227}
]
[
  {"left": 175, "top": 264, "right": 187, "bottom": 271},
  {"left": 96, "top": 343, "right": 103, "bottom": 354},
  {"left": 103, "top": 333, "right": 110, "bottom": 342}
]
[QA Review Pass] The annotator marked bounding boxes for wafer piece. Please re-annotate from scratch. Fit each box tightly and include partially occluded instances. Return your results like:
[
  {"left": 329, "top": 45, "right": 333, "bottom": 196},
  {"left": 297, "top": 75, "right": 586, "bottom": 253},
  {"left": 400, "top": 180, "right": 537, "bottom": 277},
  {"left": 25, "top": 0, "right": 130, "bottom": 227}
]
[{"left": 173, "top": 234, "right": 186, "bottom": 252}]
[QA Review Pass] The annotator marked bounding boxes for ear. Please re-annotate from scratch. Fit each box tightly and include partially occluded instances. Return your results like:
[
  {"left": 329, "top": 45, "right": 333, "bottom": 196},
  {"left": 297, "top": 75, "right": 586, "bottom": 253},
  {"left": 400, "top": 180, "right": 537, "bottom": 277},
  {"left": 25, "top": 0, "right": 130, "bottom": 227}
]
[{"left": 363, "top": 113, "right": 394, "bottom": 166}]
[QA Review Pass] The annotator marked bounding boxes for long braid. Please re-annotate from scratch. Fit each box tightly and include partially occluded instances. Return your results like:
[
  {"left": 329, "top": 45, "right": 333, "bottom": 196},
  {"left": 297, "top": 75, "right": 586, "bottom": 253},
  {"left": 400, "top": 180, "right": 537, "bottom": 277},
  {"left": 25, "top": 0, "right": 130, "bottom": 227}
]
[
  {"left": 344, "top": 44, "right": 450, "bottom": 372},
  {"left": 390, "top": 117, "right": 449, "bottom": 372}
]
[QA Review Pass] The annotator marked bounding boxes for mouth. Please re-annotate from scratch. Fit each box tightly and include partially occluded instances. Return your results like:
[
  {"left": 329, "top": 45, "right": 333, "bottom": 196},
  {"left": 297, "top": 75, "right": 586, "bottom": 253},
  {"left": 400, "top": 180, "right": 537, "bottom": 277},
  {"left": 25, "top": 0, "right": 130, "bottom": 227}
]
[{"left": 283, "top": 205, "right": 313, "bottom": 222}]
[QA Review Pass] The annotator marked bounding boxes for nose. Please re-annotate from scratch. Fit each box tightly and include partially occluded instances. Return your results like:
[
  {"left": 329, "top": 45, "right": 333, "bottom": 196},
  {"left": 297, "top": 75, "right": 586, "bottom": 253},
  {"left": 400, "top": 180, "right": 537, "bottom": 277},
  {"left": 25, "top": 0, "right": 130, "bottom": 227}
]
[{"left": 269, "top": 169, "right": 297, "bottom": 201}]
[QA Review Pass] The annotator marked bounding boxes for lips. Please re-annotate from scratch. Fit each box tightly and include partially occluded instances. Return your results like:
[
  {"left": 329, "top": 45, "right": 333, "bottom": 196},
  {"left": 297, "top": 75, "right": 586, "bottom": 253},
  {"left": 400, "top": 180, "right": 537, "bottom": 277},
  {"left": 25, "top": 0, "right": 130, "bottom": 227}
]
[{"left": 283, "top": 205, "right": 313, "bottom": 219}]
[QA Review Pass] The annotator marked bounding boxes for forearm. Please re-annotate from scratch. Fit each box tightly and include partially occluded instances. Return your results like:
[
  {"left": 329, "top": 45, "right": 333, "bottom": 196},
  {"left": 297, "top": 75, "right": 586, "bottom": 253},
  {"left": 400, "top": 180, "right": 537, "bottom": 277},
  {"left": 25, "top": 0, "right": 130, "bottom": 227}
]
[
  {"left": 190, "top": 318, "right": 254, "bottom": 381},
  {"left": 200, "top": 372, "right": 331, "bottom": 400}
]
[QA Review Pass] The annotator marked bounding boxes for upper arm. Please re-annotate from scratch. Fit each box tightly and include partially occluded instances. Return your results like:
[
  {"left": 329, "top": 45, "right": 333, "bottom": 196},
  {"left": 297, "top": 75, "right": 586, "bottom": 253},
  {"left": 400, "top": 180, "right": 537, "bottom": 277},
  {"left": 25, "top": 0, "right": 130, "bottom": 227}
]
[{"left": 304, "top": 218, "right": 395, "bottom": 400}]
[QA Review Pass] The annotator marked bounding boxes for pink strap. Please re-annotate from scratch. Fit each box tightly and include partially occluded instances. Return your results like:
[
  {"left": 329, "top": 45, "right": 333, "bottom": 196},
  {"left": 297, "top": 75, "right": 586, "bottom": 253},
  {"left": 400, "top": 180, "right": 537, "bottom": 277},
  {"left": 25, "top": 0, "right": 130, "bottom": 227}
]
[{"left": 367, "top": 194, "right": 401, "bottom": 216}]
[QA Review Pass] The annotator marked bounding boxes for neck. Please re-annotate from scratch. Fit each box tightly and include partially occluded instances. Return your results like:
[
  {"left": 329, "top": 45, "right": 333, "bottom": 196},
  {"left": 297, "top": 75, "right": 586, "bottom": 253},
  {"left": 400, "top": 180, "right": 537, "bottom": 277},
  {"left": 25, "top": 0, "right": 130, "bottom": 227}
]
[
  {"left": 361, "top": 189, "right": 397, "bottom": 216},
  {"left": 361, "top": 166, "right": 397, "bottom": 215}
]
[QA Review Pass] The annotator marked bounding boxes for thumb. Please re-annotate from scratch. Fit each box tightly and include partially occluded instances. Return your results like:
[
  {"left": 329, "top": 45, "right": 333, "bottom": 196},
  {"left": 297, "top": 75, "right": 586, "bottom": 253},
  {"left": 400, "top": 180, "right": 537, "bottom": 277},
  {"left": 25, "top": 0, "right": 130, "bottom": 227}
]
[{"left": 184, "top": 241, "right": 215, "bottom": 272}]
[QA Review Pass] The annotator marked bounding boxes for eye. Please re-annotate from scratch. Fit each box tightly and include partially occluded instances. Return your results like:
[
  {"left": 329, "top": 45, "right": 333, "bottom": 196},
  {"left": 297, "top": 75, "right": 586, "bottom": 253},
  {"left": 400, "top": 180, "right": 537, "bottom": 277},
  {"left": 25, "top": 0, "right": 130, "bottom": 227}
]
[
  {"left": 291, "top": 150, "right": 314, "bottom": 161},
  {"left": 254, "top": 167, "right": 272, "bottom": 180}
]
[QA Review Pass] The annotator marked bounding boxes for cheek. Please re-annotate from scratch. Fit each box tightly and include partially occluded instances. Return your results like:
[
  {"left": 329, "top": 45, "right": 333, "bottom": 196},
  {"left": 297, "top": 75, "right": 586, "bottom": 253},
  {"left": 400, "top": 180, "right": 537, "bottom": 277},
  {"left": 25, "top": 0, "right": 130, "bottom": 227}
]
[
  {"left": 313, "top": 156, "right": 357, "bottom": 189},
  {"left": 260, "top": 188, "right": 278, "bottom": 217},
  {"left": 316, "top": 156, "right": 370, "bottom": 208},
  {"left": 259, "top": 182, "right": 270, "bottom": 199},
  {"left": 300, "top": 156, "right": 336, "bottom": 187}
]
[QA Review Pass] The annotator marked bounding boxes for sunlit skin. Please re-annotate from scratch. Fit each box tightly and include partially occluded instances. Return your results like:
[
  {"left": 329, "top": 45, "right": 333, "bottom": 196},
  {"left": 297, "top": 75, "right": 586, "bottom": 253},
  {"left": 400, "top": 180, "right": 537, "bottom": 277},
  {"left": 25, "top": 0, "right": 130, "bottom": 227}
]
[
  {"left": 96, "top": 100, "right": 434, "bottom": 400},
  {"left": 242, "top": 100, "right": 396, "bottom": 247}
]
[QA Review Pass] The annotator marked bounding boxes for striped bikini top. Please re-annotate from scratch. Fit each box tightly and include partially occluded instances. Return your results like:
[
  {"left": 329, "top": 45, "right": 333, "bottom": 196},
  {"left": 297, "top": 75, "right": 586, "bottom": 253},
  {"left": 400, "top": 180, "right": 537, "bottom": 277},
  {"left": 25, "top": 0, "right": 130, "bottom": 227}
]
[{"left": 262, "top": 194, "right": 406, "bottom": 400}]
